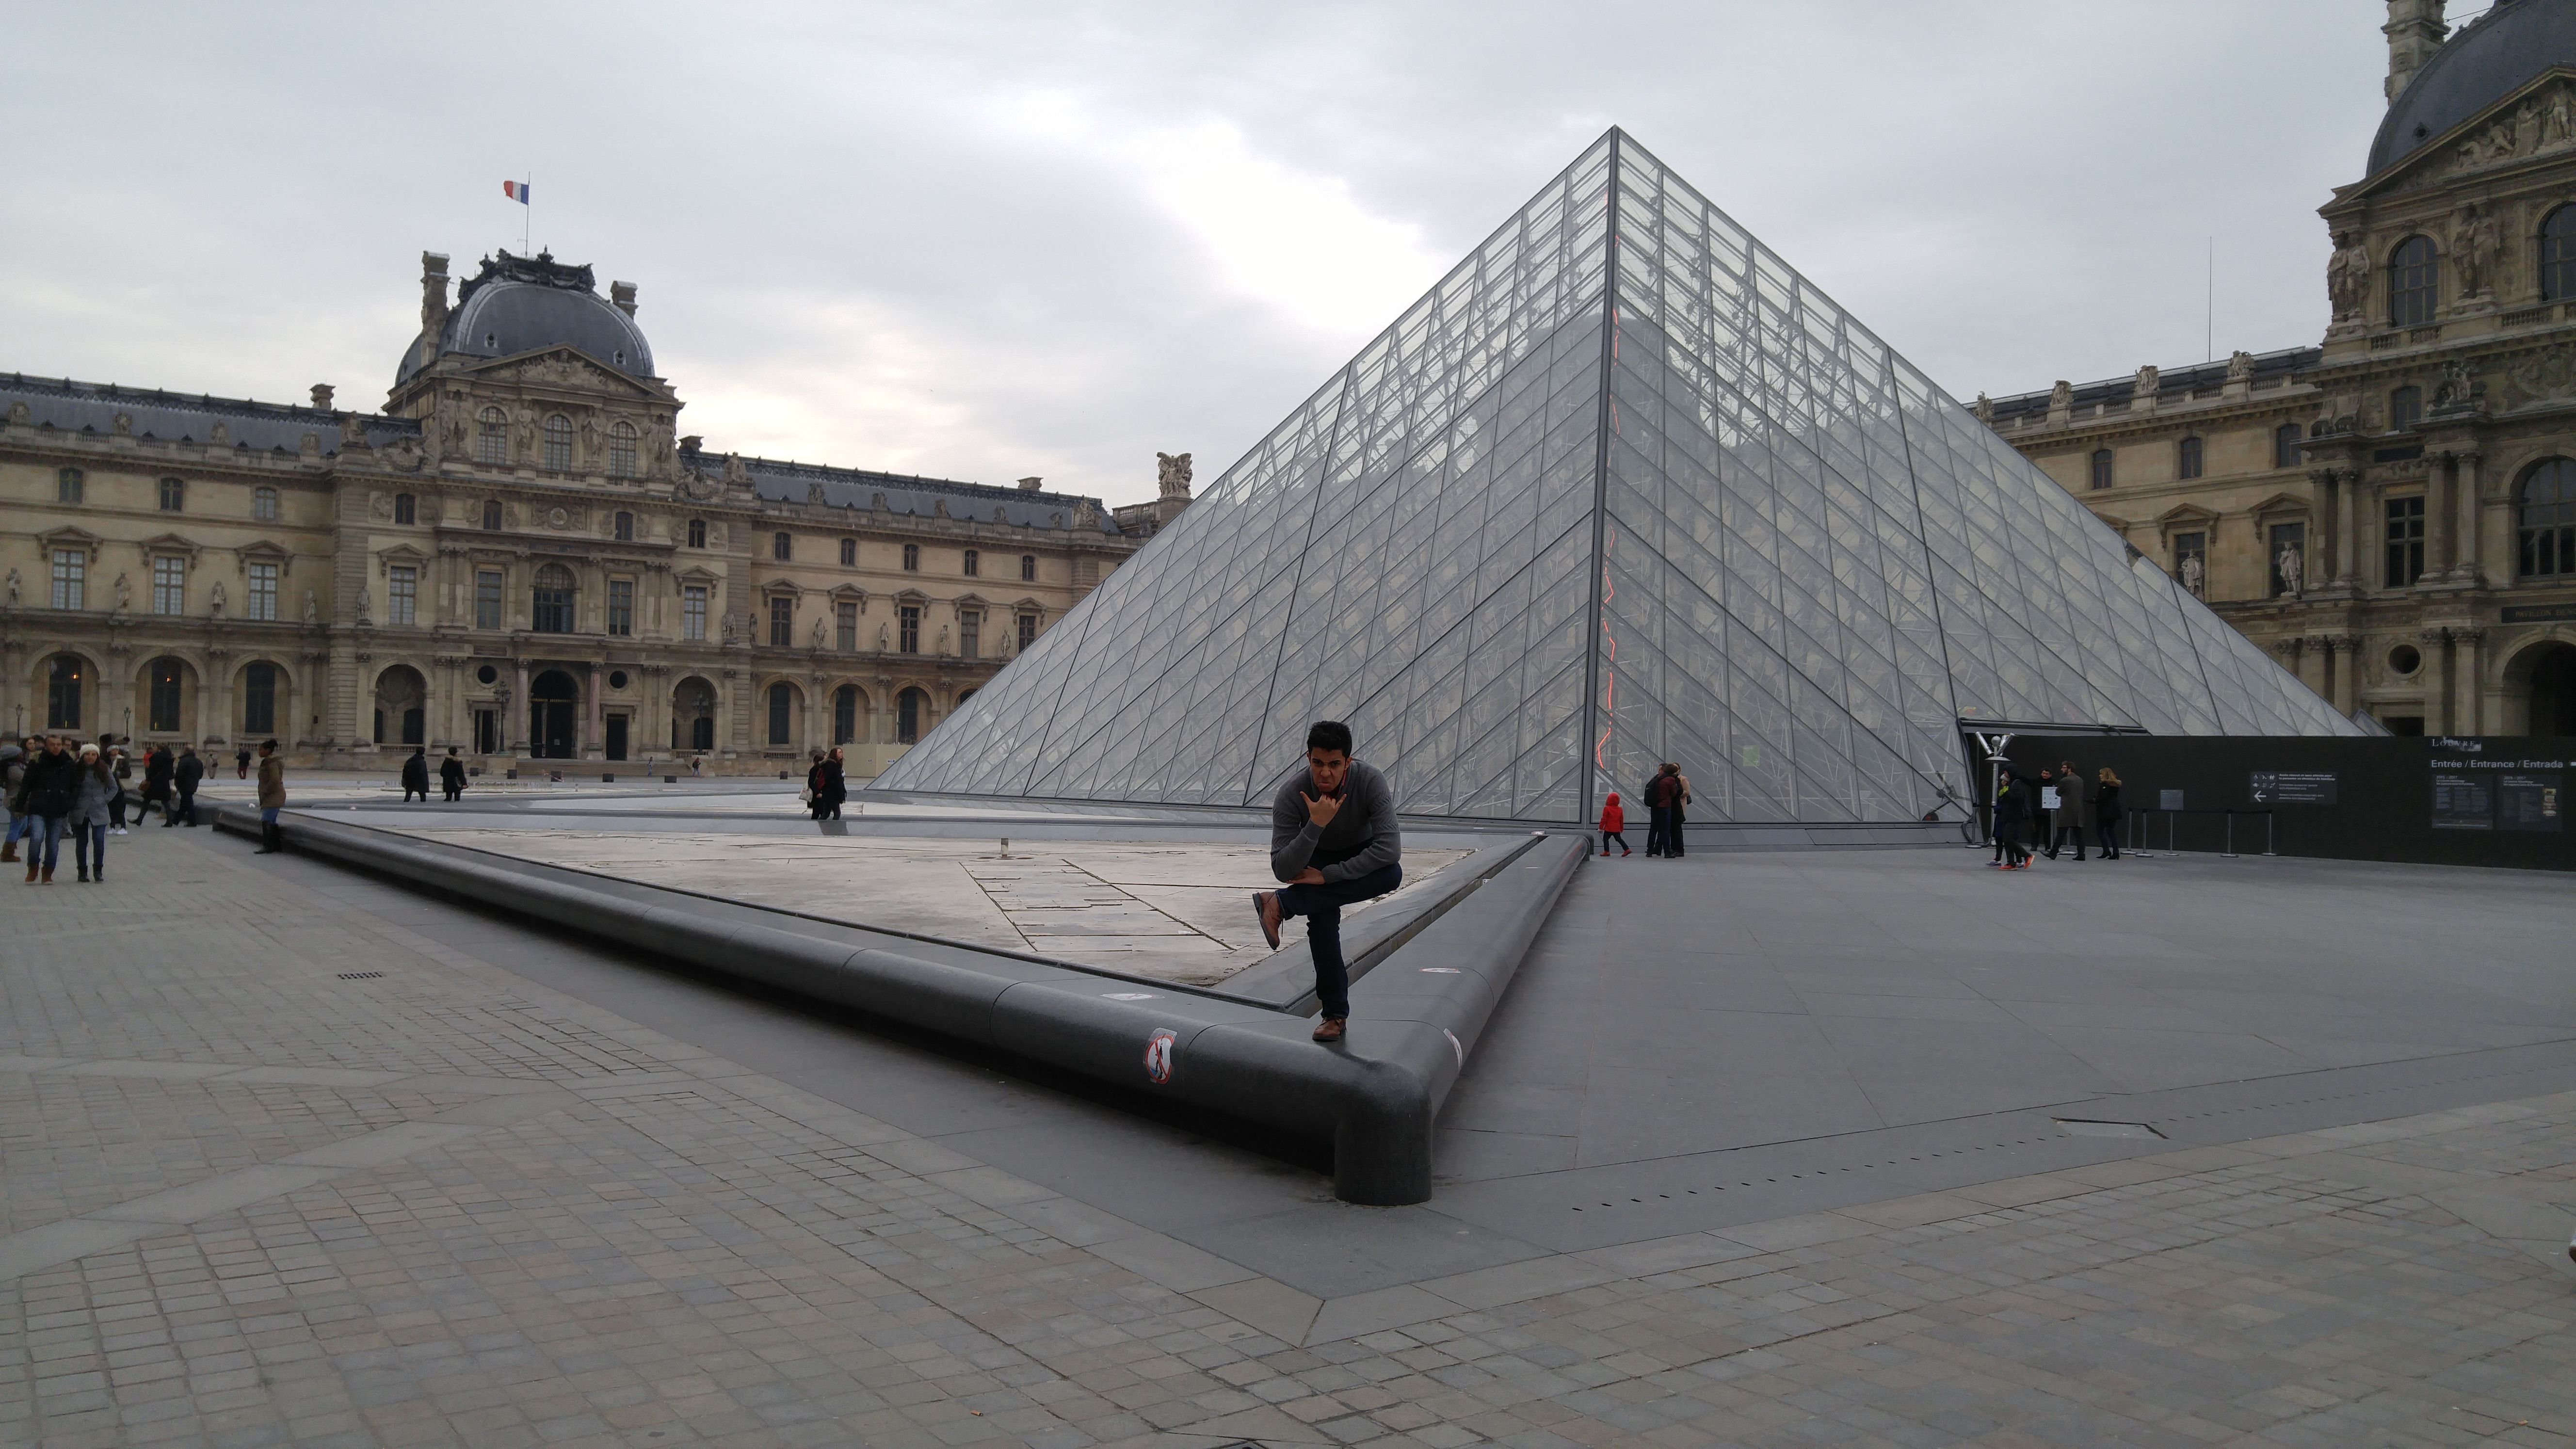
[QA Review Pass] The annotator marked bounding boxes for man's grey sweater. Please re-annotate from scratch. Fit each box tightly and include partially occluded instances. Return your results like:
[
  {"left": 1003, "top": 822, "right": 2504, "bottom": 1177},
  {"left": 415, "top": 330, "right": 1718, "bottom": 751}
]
[{"left": 1270, "top": 759, "right": 1402, "bottom": 884}]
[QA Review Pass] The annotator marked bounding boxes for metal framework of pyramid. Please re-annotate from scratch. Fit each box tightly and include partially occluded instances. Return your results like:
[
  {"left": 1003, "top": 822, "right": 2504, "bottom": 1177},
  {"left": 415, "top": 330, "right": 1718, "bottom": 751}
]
[{"left": 877, "top": 129, "right": 2359, "bottom": 825}]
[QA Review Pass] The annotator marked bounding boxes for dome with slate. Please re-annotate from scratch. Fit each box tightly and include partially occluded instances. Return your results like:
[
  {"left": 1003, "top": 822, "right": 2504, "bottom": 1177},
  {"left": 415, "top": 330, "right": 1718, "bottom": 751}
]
[
  {"left": 2370, "top": 0, "right": 2576, "bottom": 176},
  {"left": 394, "top": 250, "right": 654, "bottom": 386}
]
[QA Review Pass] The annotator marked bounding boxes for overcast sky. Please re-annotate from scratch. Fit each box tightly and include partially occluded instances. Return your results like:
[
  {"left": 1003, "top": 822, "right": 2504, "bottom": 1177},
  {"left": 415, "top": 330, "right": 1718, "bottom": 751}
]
[{"left": 4, "top": 2, "right": 2403, "bottom": 506}]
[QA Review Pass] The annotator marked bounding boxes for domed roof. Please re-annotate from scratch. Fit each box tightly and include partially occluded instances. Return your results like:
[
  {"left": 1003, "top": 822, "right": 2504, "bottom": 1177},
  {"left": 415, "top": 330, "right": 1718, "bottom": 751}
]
[
  {"left": 394, "top": 250, "right": 654, "bottom": 386},
  {"left": 2369, "top": 0, "right": 2576, "bottom": 177}
]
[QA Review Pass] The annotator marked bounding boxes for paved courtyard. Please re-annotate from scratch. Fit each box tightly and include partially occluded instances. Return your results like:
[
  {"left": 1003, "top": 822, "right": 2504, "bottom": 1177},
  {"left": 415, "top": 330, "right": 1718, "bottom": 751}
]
[{"left": 2, "top": 820, "right": 2573, "bottom": 1448}]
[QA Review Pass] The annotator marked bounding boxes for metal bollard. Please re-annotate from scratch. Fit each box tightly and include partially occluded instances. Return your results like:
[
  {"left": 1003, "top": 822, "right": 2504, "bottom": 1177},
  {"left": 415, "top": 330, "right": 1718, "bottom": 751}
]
[{"left": 2222, "top": 810, "right": 2238, "bottom": 859}]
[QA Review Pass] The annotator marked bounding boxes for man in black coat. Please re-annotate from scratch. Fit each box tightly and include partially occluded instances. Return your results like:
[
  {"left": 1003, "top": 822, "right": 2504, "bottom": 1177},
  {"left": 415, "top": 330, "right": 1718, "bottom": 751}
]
[
  {"left": 171, "top": 746, "right": 205, "bottom": 826},
  {"left": 17, "top": 735, "right": 82, "bottom": 883},
  {"left": 438, "top": 747, "right": 467, "bottom": 803},
  {"left": 400, "top": 747, "right": 431, "bottom": 804}
]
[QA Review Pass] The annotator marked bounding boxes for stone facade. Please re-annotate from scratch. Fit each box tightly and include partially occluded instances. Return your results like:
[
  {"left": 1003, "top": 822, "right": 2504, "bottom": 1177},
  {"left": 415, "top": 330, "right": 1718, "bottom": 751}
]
[
  {"left": 0, "top": 250, "right": 1155, "bottom": 773},
  {"left": 1981, "top": 0, "right": 2576, "bottom": 737}
]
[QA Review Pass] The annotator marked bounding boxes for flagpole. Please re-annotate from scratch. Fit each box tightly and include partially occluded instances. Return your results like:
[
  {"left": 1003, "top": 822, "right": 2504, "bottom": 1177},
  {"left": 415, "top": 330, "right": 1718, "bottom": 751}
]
[{"left": 524, "top": 173, "right": 532, "bottom": 254}]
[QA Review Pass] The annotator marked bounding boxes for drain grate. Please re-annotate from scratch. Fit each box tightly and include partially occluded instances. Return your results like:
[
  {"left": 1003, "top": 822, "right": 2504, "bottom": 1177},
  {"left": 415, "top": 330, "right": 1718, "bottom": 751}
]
[
  {"left": 1571, "top": 1136, "right": 2057, "bottom": 1210},
  {"left": 335, "top": 971, "right": 385, "bottom": 980}
]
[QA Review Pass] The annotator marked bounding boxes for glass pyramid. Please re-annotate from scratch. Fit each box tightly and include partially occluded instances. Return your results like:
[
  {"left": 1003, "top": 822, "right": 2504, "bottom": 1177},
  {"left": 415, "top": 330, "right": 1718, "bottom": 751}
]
[{"left": 875, "top": 129, "right": 2359, "bottom": 824}]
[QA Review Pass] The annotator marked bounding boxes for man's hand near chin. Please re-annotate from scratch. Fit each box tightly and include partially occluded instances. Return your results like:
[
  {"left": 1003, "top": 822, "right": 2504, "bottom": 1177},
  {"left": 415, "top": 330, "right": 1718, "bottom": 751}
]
[{"left": 1304, "top": 789, "right": 1342, "bottom": 827}]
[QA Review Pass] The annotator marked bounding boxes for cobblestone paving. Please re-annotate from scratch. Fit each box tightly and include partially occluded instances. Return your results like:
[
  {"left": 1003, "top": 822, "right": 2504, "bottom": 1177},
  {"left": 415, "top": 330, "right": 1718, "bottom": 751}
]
[{"left": 4, "top": 827, "right": 2572, "bottom": 1448}]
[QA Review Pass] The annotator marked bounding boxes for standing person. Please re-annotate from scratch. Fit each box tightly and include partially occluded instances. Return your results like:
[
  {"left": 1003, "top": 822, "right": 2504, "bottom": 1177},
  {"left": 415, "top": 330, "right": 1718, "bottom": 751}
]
[
  {"left": 439, "top": 746, "right": 467, "bottom": 803},
  {"left": 172, "top": 745, "right": 204, "bottom": 826},
  {"left": 69, "top": 743, "right": 115, "bottom": 883},
  {"left": 1991, "top": 768, "right": 2033, "bottom": 869},
  {"left": 253, "top": 740, "right": 286, "bottom": 854},
  {"left": 1251, "top": 721, "right": 1402, "bottom": 1044},
  {"left": 400, "top": 746, "right": 430, "bottom": 804},
  {"left": 19, "top": 735, "right": 79, "bottom": 884},
  {"left": 802, "top": 748, "right": 827, "bottom": 820},
  {"left": 0, "top": 741, "right": 26, "bottom": 863},
  {"left": 2093, "top": 768, "right": 2125, "bottom": 860},
  {"left": 2047, "top": 759, "right": 2089, "bottom": 861},
  {"left": 817, "top": 747, "right": 848, "bottom": 820},
  {"left": 1598, "top": 790, "right": 1630, "bottom": 856},
  {"left": 105, "top": 738, "right": 131, "bottom": 835},
  {"left": 1666, "top": 764, "right": 1692, "bottom": 858},
  {"left": 143, "top": 745, "right": 175, "bottom": 824},
  {"left": 689, "top": 754, "right": 704, "bottom": 778},
  {"left": 235, "top": 744, "right": 252, "bottom": 780},
  {"left": 1642, "top": 766, "right": 1674, "bottom": 857}
]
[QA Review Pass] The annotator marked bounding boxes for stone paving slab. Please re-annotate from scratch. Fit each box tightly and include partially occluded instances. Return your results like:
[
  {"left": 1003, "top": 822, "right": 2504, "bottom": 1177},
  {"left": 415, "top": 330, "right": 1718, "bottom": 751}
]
[{"left": 2, "top": 825, "right": 2572, "bottom": 1448}]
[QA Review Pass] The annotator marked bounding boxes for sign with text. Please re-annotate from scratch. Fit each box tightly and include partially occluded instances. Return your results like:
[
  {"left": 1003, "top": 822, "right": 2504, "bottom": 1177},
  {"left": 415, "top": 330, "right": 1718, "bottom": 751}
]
[
  {"left": 2499, "top": 602, "right": 2576, "bottom": 624},
  {"left": 2431, "top": 773, "right": 2493, "bottom": 830},
  {"left": 2250, "top": 771, "right": 2337, "bottom": 805},
  {"left": 2498, "top": 775, "right": 2563, "bottom": 833},
  {"left": 2157, "top": 789, "right": 2185, "bottom": 811}
]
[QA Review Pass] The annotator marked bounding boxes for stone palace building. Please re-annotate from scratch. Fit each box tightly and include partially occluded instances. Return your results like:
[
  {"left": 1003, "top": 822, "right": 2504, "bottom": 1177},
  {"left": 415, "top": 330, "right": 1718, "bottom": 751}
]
[
  {"left": 1981, "top": 0, "right": 2576, "bottom": 737},
  {"left": 0, "top": 248, "right": 1185, "bottom": 773}
]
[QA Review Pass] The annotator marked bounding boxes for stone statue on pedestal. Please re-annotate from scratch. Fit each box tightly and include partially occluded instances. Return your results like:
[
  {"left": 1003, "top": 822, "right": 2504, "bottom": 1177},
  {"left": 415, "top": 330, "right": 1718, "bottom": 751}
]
[{"left": 2276, "top": 544, "right": 2304, "bottom": 597}]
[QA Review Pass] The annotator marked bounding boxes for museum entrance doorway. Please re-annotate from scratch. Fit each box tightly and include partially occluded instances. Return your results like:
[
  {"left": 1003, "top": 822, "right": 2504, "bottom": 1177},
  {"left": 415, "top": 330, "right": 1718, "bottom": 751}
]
[
  {"left": 529, "top": 669, "right": 579, "bottom": 758},
  {"left": 2522, "top": 643, "right": 2576, "bottom": 736},
  {"left": 605, "top": 714, "right": 628, "bottom": 762}
]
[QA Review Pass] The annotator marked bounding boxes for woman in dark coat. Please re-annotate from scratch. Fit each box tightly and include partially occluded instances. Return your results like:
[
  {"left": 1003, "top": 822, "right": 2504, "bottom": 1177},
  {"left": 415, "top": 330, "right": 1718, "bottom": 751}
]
[
  {"left": 142, "top": 745, "right": 175, "bottom": 822},
  {"left": 1992, "top": 770, "right": 2034, "bottom": 869},
  {"left": 817, "top": 747, "right": 848, "bottom": 821},
  {"left": 2093, "top": 768, "right": 2124, "bottom": 860},
  {"left": 400, "top": 746, "right": 431, "bottom": 803}
]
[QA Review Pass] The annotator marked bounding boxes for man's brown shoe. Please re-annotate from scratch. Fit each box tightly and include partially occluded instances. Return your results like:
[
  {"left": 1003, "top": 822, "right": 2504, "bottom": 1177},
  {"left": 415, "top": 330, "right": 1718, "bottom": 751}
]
[
  {"left": 1312, "top": 1016, "right": 1345, "bottom": 1043},
  {"left": 1252, "top": 891, "right": 1282, "bottom": 950},
  {"left": 0, "top": 843, "right": 16, "bottom": 863}
]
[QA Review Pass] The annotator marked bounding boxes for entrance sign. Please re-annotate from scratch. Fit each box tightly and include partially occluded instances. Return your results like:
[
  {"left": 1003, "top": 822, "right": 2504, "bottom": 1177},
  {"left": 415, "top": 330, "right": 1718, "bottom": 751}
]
[
  {"left": 2430, "top": 773, "right": 2493, "bottom": 830},
  {"left": 2250, "top": 771, "right": 2337, "bottom": 805},
  {"left": 2498, "top": 776, "right": 2562, "bottom": 832}
]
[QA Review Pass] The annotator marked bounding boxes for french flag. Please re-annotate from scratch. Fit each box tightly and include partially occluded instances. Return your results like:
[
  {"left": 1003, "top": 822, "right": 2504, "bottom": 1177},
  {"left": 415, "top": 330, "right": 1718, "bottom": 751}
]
[{"left": 502, "top": 180, "right": 530, "bottom": 204}]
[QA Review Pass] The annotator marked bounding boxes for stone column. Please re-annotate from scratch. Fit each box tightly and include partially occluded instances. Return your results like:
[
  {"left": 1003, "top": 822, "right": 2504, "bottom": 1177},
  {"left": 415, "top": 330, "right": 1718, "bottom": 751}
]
[
  {"left": 2335, "top": 472, "right": 2362, "bottom": 587},
  {"left": 511, "top": 658, "right": 530, "bottom": 755},
  {"left": 204, "top": 645, "right": 232, "bottom": 747},
  {"left": 806, "top": 671, "right": 827, "bottom": 753},
  {"left": 2454, "top": 451, "right": 2484, "bottom": 583},
  {"left": 2329, "top": 636, "right": 2360, "bottom": 717},
  {"left": 584, "top": 662, "right": 603, "bottom": 758},
  {"left": 2424, "top": 631, "right": 2454, "bottom": 734},
  {"left": 2290, "top": 636, "right": 2323, "bottom": 699},
  {"left": 2431, "top": 452, "right": 2457, "bottom": 575},
  {"left": 2452, "top": 627, "right": 2483, "bottom": 735}
]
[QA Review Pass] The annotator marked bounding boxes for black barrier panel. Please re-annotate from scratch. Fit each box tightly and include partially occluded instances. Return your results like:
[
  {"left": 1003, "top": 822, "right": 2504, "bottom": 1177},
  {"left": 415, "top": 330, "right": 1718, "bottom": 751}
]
[{"left": 1983, "top": 735, "right": 2574, "bottom": 871}]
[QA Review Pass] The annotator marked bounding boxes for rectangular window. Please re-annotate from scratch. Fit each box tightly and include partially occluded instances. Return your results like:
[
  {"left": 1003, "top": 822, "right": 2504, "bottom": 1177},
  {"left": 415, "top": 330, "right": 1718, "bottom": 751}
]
[
  {"left": 770, "top": 596, "right": 793, "bottom": 647},
  {"left": 152, "top": 556, "right": 184, "bottom": 614},
  {"left": 963, "top": 549, "right": 979, "bottom": 577},
  {"left": 388, "top": 565, "right": 417, "bottom": 625},
  {"left": 254, "top": 487, "right": 278, "bottom": 521},
  {"left": 836, "top": 600, "right": 858, "bottom": 651},
  {"left": 1017, "top": 612, "right": 1037, "bottom": 650},
  {"left": 2268, "top": 522, "right": 2307, "bottom": 598},
  {"left": 51, "top": 549, "right": 84, "bottom": 610},
  {"left": 614, "top": 511, "right": 634, "bottom": 542},
  {"left": 688, "top": 518, "right": 706, "bottom": 548},
  {"left": 2274, "top": 423, "right": 2303, "bottom": 470},
  {"left": 959, "top": 610, "right": 980, "bottom": 660},
  {"left": 247, "top": 562, "right": 278, "bottom": 621},
  {"left": 902, "top": 543, "right": 918, "bottom": 572},
  {"left": 394, "top": 493, "right": 416, "bottom": 525},
  {"left": 2088, "top": 450, "right": 2113, "bottom": 490},
  {"left": 2390, "top": 386, "right": 2421, "bottom": 432},
  {"left": 57, "top": 468, "right": 84, "bottom": 504},
  {"left": 2176, "top": 436, "right": 2203, "bottom": 481},
  {"left": 608, "top": 579, "right": 633, "bottom": 636},
  {"left": 683, "top": 585, "right": 708, "bottom": 641},
  {"left": 159, "top": 478, "right": 185, "bottom": 511},
  {"left": 1020, "top": 554, "right": 1036, "bottom": 582},
  {"left": 899, "top": 604, "right": 920, "bottom": 654},
  {"left": 2385, "top": 496, "right": 2425, "bottom": 587},
  {"left": 839, "top": 538, "right": 856, "bottom": 567},
  {"left": 476, "top": 569, "right": 503, "bottom": 630},
  {"left": 773, "top": 531, "right": 792, "bottom": 561}
]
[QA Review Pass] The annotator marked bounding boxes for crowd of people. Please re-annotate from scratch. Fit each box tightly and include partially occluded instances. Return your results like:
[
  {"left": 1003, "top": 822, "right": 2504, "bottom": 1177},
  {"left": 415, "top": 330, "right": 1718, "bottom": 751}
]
[
  {"left": 1600, "top": 762, "right": 1693, "bottom": 858},
  {"left": 1, "top": 732, "right": 213, "bottom": 883},
  {"left": 803, "top": 746, "right": 849, "bottom": 820},
  {"left": 1988, "top": 759, "right": 2126, "bottom": 869}
]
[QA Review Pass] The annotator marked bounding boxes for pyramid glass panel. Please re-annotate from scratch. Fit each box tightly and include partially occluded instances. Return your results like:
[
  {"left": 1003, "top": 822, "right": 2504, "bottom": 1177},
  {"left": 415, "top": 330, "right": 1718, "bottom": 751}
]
[{"left": 875, "top": 129, "right": 2357, "bottom": 821}]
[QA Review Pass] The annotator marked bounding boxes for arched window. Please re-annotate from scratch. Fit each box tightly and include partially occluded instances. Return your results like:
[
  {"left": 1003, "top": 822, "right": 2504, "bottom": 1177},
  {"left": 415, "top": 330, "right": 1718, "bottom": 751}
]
[
  {"left": 2390, "top": 385, "right": 2422, "bottom": 432},
  {"left": 687, "top": 518, "right": 707, "bottom": 548},
  {"left": 243, "top": 661, "right": 277, "bottom": 735},
  {"left": 614, "top": 510, "right": 634, "bottom": 542},
  {"left": 838, "top": 538, "right": 856, "bottom": 567},
  {"left": 481, "top": 499, "right": 502, "bottom": 531},
  {"left": 158, "top": 477, "right": 185, "bottom": 511},
  {"left": 2274, "top": 422, "right": 2303, "bottom": 470},
  {"left": 608, "top": 420, "right": 638, "bottom": 478},
  {"left": 767, "top": 682, "right": 795, "bottom": 745},
  {"left": 2543, "top": 205, "right": 2576, "bottom": 302},
  {"left": 477, "top": 407, "right": 508, "bottom": 465},
  {"left": 902, "top": 543, "right": 919, "bottom": 572},
  {"left": 531, "top": 563, "right": 576, "bottom": 633},
  {"left": 541, "top": 414, "right": 573, "bottom": 472},
  {"left": 897, "top": 687, "right": 926, "bottom": 744},
  {"left": 772, "top": 531, "right": 792, "bottom": 562},
  {"left": 253, "top": 486, "right": 279, "bottom": 521},
  {"left": 833, "top": 685, "right": 859, "bottom": 745},
  {"left": 56, "top": 467, "right": 83, "bottom": 504},
  {"left": 2388, "top": 235, "right": 2437, "bottom": 326},
  {"left": 2519, "top": 457, "right": 2576, "bottom": 578},
  {"left": 147, "top": 657, "right": 185, "bottom": 732},
  {"left": 962, "top": 548, "right": 979, "bottom": 577},
  {"left": 2176, "top": 437, "right": 2203, "bottom": 481},
  {"left": 393, "top": 492, "right": 416, "bottom": 525},
  {"left": 2088, "top": 449, "right": 2113, "bottom": 490},
  {"left": 46, "top": 655, "right": 83, "bottom": 729}
]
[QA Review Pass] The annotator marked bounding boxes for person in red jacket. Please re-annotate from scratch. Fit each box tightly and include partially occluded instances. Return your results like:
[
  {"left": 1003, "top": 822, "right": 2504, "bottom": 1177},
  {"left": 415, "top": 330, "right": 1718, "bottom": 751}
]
[{"left": 1598, "top": 792, "right": 1630, "bottom": 857}]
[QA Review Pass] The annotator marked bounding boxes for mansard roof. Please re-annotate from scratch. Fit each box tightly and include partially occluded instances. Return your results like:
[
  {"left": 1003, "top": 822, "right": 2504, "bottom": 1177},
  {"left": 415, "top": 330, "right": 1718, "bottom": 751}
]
[
  {"left": 1983, "top": 346, "right": 2320, "bottom": 427},
  {"left": 696, "top": 444, "right": 1124, "bottom": 535},
  {"left": 2370, "top": 0, "right": 2576, "bottom": 177},
  {"left": 0, "top": 373, "right": 420, "bottom": 456}
]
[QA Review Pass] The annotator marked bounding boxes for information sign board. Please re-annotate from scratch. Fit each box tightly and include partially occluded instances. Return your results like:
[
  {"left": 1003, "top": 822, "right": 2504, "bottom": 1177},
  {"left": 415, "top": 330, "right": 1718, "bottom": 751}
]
[
  {"left": 2498, "top": 775, "right": 2563, "bottom": 832},
  {"left": 2250, "top": 771, "right": 2337, "bottom": 805},
  {"left": 2157, "top": 789, "right": 2185, "bottom": 811},
  {"left": 2430, "top": 773, "right": 2493, "bottom": 830}
]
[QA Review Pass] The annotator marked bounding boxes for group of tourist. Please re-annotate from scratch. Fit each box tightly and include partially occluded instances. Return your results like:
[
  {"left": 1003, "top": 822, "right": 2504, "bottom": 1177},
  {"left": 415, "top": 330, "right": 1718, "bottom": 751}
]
[
  {"left": 1, "top": 732, "right": 217, "bottom": 883},
  {"left": 1598, "top": 762, "right": 1694, "bottom": 858},
  {"left": 803, "top": 746, "right": 849, "bottom": 819},
  {"left": 1990, "top": 759, "right": 2125, "bottom": 869},
  {"left": 394, "top": 746, "right": 472, "bottom": 804}
]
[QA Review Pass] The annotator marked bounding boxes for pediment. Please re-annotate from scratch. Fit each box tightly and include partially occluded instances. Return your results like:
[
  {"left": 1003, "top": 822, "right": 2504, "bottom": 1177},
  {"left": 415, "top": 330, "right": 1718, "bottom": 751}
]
[
  {"left": 140, "top": 531, "right": 201, "bottom": 561},
  {"left": 2153, "top": 502, "right": 2221, "bottom": 527},
  {"left": 461, "top": 346, "right": 662, "bottom": 400},
  {"left": 2249, "top": 491, "right": 2311, "bottom": 519},
  {"left": 2347, "top": 67, "right": 2576, "bottom": 201},
  {"left": 35, "top": 525, "right": 104, "bottom": 558},
  {"left": 674, "top": 564, "right": 723, "bottom": 586},
  {"left": 827, "top": 583, "right": 868, "bottom": 602},
  {"left": 953, "top": 591, "right": 990, "bottom": 610},
  {"left": 375, "top": 543, "right": 432, "bottom": 571}
]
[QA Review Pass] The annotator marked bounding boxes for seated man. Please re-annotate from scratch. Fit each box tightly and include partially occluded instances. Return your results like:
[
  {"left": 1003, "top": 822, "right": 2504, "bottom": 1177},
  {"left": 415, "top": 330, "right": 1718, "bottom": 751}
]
[{"left": 1253, "top": 720, "right": 1402, "bottom": 1043}]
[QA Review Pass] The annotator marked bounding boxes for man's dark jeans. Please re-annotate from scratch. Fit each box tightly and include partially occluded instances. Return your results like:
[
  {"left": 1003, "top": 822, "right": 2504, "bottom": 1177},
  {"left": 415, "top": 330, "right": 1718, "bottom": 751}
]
[
  {"left": 1277, "top": 862, "right": 1403, "bottom": 1021},
  {"left": 173, "top": 789, "right": 197, "bottom": 826}
]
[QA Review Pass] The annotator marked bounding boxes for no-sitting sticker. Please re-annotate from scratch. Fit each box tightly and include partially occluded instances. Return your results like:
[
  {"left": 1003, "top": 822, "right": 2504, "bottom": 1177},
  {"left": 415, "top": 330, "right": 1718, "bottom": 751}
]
[{"left": 1143, "top": 1028, "right": 1178, "bottom": 1085}]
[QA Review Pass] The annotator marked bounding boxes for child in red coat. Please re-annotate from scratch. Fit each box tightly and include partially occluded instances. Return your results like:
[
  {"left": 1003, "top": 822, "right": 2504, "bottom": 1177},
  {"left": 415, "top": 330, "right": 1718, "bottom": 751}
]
[{"left": 1599, "top": 793, "right": 1630, "bottom": 856}]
